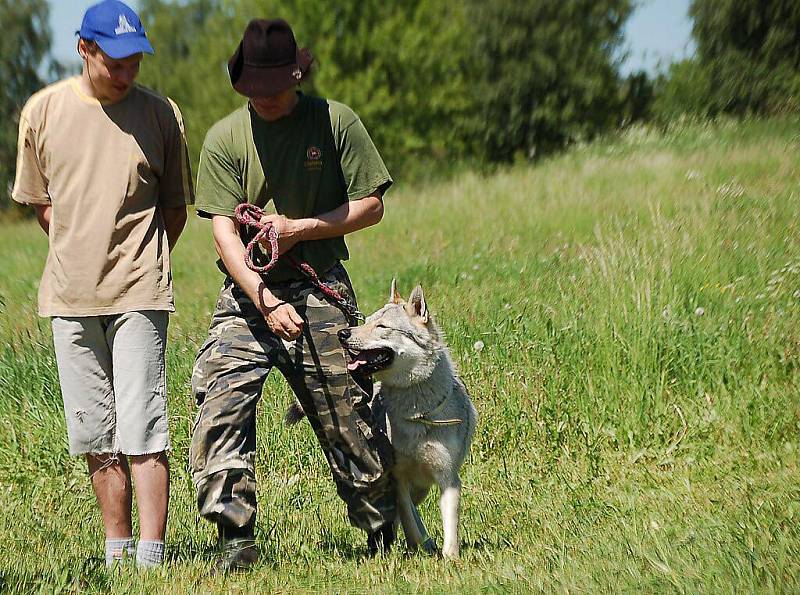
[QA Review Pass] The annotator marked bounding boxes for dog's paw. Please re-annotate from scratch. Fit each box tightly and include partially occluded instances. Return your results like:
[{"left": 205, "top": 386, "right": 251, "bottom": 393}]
[{"left": 441, "top": 545, "right": 460, "bottom": 560}]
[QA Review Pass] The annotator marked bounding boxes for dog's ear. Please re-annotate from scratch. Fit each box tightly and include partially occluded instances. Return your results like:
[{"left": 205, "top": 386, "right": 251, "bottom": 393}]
[
  {"left": 407, "top": 285, "right": 428, "bottom": 323},
  {"left": 390, "top": 278, "right": 403, "bottom": 304}
]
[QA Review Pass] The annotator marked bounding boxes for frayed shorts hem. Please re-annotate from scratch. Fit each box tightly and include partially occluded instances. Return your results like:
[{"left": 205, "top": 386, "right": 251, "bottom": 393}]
[{"left": 70, "top": 441, "right": 172, "bottom": 458}]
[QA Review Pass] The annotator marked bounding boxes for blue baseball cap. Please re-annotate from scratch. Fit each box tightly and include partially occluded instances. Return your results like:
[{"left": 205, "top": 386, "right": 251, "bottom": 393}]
[{"left": 78, "top": 0, "right": 154, "bottom": 59}]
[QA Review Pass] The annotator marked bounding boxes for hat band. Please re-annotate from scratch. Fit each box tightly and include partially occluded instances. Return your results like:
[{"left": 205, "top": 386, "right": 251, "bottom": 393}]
[{"left": 242, "top": 57, "right": 297, "bottom": 68}]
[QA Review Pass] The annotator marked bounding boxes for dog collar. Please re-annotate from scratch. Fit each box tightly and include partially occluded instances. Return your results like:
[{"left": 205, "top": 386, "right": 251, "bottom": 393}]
[
  {"left": 404, "top": 381, "right": 464, "bottom": 426},
  {"left": 404, "top": 412, "right": 463, "bottom": 427}
]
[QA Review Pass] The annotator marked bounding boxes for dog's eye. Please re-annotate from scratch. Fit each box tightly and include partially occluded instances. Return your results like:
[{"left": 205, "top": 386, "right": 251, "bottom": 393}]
[{"left": 375, "top": 324, "right": 387, "bottom": 330}]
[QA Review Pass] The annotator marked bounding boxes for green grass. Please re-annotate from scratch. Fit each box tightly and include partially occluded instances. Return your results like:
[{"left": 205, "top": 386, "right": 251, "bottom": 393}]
[{"left": 0, "top": 116, "right": 798, "bottom": 592}]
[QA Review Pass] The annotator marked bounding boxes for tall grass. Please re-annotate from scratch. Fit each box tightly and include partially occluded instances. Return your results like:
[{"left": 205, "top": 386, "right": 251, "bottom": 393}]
[{"left": 0, "top": 117, "right": 798, "bottom": 592}]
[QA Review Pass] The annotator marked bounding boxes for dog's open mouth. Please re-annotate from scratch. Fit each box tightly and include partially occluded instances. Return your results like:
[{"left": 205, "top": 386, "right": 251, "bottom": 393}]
[{"left": 345, "top": 347, "right": 394, "bottom": 374}]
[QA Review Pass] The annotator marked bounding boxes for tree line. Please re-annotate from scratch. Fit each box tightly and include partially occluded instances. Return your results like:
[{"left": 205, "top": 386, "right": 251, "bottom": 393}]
[
  {"left": 652, "top": 0, "right": 800, "bottom": 120},
  {"left": 1, "top": 0, "right": 798, "bottom": 212}
]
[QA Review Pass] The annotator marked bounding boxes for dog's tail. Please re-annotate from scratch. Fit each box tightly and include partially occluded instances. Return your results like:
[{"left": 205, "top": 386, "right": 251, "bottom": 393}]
[{"left": 284, "top": 400, "right": 306, "bottom": 426}]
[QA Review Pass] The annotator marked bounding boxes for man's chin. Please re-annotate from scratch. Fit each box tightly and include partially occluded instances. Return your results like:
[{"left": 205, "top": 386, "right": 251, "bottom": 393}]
[
  {"left": 254, "top": 108, "right": 282, "bottom": 122},
  {"left": 106, "top": 86, "right": 131, "bottom": 101}
]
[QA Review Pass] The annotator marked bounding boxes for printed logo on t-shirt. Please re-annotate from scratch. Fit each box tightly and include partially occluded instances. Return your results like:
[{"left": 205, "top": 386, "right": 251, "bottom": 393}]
[
  {"left": 305, "top": 146, "right": 323, "bottom": 171},
  {"left": 115, "top": 15, "right": 137, "bottom": 35}
]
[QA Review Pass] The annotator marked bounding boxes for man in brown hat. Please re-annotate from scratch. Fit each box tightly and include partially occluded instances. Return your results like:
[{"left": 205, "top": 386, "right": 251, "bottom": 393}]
[{"left": 189, "top": 18, "right": 396, "bottom": 572}]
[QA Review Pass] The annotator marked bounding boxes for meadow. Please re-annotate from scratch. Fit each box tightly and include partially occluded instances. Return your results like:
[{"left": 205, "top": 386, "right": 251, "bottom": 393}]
[{"left": 0, "top": 117, "right": 798, "bottom": 592}]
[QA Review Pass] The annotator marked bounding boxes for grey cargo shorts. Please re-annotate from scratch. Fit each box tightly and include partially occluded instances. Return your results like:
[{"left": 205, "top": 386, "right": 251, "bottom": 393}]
[{"left": 51, "top": 310, "right": 170, "bottom": 456}]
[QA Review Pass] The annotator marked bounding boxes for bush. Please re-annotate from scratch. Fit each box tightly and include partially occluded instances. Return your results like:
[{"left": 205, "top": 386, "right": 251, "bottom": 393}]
[
  {"left": 651, "top": 59, "right": 716, "bottom": 123},
  {"left": 689, "top": 0, "right": 800, "bottom": 115}
]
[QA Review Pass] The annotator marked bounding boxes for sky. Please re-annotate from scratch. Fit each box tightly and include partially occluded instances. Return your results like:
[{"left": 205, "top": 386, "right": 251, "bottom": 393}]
[
  {"left": 621, "top": 0, "right": 695, "bottom": 74},
  {"left": 48, "top": 0, "right": 694, "bottom": 75}
]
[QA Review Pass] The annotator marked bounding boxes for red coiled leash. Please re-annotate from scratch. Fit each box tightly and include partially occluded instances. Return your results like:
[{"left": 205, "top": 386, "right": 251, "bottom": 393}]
[{"left": 234, "top": 203, "right": 364, "bottom": 321}]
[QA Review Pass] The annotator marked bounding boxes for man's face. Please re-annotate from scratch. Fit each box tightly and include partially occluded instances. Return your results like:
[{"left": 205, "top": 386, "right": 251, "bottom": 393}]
[
  {"left": 250, "top": 87, "right": 298, "bottom": 122},
  {"left": 79, "top": 39, "right": 142, "bottom": 102}
]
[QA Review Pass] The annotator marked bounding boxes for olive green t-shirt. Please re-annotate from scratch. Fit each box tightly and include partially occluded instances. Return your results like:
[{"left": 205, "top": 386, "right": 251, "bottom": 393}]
[{"left": 195, "top": 93, "right": 392, "bottom": 282}]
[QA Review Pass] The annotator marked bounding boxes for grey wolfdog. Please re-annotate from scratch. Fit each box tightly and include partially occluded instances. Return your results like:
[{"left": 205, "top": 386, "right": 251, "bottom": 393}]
[{"left": 289, "top": 280, "right": 477, "bottom": 558}]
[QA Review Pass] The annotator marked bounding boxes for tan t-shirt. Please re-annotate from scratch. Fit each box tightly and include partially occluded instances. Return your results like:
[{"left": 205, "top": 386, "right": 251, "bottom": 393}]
[{"left": 12, "top": 77, "right": 194, "bottom": 317}]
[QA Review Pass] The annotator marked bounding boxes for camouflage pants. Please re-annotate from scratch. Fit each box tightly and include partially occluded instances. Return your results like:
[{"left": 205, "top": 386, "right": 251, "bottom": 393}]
[{"left": 189, "top": 263, "right": 396, "bottom": 534}]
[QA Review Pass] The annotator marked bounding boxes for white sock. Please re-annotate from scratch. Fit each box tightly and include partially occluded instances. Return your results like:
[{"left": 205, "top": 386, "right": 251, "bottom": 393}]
[
  {"left": 136, "top": 539, "right": 165, "bottom": 568},
  {"left": 105, "top": 537, "right": 135, "bottom": 567}
]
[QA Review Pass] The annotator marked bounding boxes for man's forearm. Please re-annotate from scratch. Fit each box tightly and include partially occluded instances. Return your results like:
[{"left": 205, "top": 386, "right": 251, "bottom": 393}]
[
  {"left": 212, "top": 217, "right": 281, "bottom": 309},
  {"left": 295, "top": 194, "right": 384, "bottom": 242},
  {"left": 213, "top": 215, "right": 305, "bottom": 341},
  {"left": 162, "top": 206, "right": 188, "bottom": 251}
]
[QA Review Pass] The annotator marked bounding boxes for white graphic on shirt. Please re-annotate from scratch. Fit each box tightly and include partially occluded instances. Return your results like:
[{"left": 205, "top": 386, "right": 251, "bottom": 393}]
[{"left": 115, "top": 15, "right": 137, "bottom": 35}]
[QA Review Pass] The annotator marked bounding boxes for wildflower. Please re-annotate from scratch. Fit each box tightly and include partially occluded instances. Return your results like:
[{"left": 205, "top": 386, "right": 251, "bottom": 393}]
[
  {"left": 694, "top": 307, "right": 705, "bottom": 317},
  {"left": 473, "top": 340, "right": 485, "bottom": 353}
]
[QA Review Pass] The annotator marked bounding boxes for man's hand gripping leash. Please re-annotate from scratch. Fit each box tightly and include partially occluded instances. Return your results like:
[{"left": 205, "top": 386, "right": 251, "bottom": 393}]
[{"left": 234, "top": 203, "right": 365, "bottom": 323}]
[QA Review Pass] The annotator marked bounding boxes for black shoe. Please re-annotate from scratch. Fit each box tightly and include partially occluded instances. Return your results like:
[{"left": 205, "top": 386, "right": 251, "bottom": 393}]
[
  {"left": 213, "top": 537, "right": 259, "bottom": 574},
  {"left": 367, "top": 522, "right": 396, "bottom": 557},
  {"left": 213, "top": 523, "right": 259, "bottom": 574}
]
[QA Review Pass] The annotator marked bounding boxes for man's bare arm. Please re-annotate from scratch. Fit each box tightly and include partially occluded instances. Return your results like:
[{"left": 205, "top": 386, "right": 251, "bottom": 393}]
[
  {"left": 162, "top": 206, "right": 188, "bottom": 251},
  {"left": 211, "top": 215, "right": 304, "bottom": 341},
  {"left": 260, "top": 193, "right": 384, "bottom": 255},
  {"left": 33, "top": 205, "right": 51, "bottom": 235},
  {"left": 296, "top": 193, "right": 384, "bottom": 240}
]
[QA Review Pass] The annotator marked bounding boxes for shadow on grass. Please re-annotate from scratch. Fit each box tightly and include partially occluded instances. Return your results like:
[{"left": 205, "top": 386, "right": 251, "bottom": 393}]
[
  {"left": 317, "top": 533, "right": 369, "bottom": 560},
  {"left": 318, "top": 532, "right": 498, "bottom": 561},
  {"left": 165, "top": 536, "right": 219, "bottom": 565},
  {"left": 131, "top": 531, "right": 494, "bottom": 573}
]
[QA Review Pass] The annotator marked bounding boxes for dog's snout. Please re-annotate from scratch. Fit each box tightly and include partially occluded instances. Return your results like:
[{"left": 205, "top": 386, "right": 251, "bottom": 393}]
[{"left": 338, "top": 328, "right": 352, "bottom": 342}]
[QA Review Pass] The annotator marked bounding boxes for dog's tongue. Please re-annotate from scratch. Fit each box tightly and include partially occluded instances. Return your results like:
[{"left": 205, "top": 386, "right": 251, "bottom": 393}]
[{"left": 347, "top": 357, "right": 367, "bottom": 372}]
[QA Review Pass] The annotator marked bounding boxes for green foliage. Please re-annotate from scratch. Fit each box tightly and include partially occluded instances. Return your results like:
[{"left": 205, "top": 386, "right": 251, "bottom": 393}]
[
  {"left": 463, "top": 0, "right": 634, "bottom": 162},
  {"left": 238, "top": 0, "right": 476, "bottom": 174},
  {"left": 650, "top": 58, "right": 715, "bottom": 122},
  {"left": 0, "top": 0, "right": 53, "bottom": 212},
  {"left": 290, "top": 0, "right": 475, "bottom": 171},
  {"left": 688, "top": 0, "right": 800, "bottom": 114},
  {"left": 619, "top": 70, "right": 654, "bottom": 125}
]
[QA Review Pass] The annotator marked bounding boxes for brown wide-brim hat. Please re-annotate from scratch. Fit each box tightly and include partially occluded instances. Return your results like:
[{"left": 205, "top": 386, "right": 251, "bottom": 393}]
[{"left": 228, "top": 18, "right": 313, "bottom": 97}]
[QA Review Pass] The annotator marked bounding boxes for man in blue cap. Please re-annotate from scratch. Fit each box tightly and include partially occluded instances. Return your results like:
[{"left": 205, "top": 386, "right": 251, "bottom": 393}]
[{"left": 12, "top": 0, "right": 194, "bottom": 568}]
